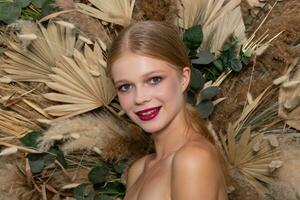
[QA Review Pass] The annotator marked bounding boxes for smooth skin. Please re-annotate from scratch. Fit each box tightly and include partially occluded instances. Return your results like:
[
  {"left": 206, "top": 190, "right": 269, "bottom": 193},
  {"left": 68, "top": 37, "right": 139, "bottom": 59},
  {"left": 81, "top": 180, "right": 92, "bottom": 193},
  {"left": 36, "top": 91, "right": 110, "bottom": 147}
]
[{"left": 111, "top": 53, "right": 227, "bottom": 200}]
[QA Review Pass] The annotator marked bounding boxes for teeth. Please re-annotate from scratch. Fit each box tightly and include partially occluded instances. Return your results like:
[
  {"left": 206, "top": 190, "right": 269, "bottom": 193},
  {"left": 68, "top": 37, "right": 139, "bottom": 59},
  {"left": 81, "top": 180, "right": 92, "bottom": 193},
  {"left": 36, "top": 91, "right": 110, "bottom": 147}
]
[{"left": 140, "top": 110, "right": 155, "bottom": 116}]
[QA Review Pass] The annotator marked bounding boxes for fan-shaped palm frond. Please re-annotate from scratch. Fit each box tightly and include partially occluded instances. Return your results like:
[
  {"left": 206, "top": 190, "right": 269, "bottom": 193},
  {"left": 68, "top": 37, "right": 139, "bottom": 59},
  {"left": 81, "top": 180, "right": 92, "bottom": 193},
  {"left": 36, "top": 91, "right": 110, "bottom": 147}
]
[
  {"left": 178, "top": 0, "right": 240, "bottom": 28},
  {"left": 43, "top": 42, "right": 115, "bottom": 118},
  {"left": 221, "top": 125, "right": 281, "bottom": 193},
  {"left": 177, "top": 0, "right": 246, "bottom": 54},
  {"left": 1, "top": 21, "right": 84, "bottom": 82},
  {"left": 201, "top": 6, "right": 246, "bottom": 54},
  {"left": 76, "top": 0, "right": 136, "bottom": 27}
]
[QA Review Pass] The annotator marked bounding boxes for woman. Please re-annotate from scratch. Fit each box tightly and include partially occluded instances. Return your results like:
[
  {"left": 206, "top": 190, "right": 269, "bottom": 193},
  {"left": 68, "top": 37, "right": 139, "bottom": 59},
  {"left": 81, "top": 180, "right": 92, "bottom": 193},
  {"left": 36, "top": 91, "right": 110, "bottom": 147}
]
[{"left": 106, "top": 21, "right": 227, "bottom": 200}]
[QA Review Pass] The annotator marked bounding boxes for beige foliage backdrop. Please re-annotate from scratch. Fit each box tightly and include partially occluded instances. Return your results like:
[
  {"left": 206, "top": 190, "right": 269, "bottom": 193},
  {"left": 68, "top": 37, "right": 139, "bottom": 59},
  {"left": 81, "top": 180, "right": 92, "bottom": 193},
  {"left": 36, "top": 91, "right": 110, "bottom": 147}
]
[{"left": 0, "top": 0, "right": 299, "bottom": 199}]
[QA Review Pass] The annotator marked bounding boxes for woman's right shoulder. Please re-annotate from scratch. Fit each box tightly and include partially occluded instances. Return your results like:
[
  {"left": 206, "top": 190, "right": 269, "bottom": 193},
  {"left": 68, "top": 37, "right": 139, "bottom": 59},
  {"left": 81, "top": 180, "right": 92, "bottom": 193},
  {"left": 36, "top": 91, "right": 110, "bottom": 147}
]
[{"left": 126, "top": 154, "right": 151, "bottom": 189}]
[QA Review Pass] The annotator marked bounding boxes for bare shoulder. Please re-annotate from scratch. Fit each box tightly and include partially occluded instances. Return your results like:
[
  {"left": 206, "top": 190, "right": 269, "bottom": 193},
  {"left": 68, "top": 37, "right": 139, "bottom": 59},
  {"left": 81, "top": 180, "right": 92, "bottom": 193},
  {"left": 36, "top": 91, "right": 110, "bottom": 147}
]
[
  {"left": 173, "top": 139, "right": 220, "bottom": 168},
  {"left": 171, "top": 139, "right": 226, "bottom": 199},
  {"left": 126, "top": 154, "right": 151, "bottom": 190}
]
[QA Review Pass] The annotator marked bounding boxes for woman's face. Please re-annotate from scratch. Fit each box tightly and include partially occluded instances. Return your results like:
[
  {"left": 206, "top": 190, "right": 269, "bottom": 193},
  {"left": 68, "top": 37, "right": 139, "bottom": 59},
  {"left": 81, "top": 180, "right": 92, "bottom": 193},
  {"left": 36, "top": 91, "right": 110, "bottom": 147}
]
[{"left": 111, "top": 52, "right": 190, "bottom": 133}]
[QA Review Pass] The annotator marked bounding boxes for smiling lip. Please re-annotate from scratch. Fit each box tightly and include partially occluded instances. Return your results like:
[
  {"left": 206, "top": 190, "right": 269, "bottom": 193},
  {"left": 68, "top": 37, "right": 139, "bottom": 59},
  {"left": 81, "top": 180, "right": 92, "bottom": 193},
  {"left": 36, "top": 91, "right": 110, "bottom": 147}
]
[{"left": 136, "top": 106, "right": 161, "bottom": 121}]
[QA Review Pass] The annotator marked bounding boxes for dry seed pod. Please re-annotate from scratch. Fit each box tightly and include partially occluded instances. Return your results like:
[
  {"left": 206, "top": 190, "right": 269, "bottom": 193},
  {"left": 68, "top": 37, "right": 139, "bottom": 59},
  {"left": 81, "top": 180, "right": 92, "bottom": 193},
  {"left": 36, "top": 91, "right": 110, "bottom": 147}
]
[
  {"left": 282, "top": 80, "right": 300, "bottom": 89},
  {"left": 49, "top": 135, "right": 64, "bottom": 140},
  {"left": 62, "top": 183, "right": 81, "bottom": 190},
  {"left": 0, "top": 147, "right": 18, "bottom": 156},
  {"left": 78, "top": 35, "right": 93, "bottom": 44},
  {"left": 18, "top": 33, "right": 37, "bottom": 40},
  {"left": 266, "top": 135, "right": 279, "bottom": 147},
  {"left": 273, "top": 75, "right": 289, "bottom": 85},
  {"left": 269, "top": 160, "right": 283, "bottom": 172},
  {"left": 284, "top": 97, "right": 300, "bottom": 111},
  {"left": 253, "top": 140, "right": 261, "bottom": 152},
  {"left": 55, "top": 21, "right": 75, "bottom": 29},
  {"left": 70, "top": 133, "right": 80, "bottom": 139},
  {"left": 0, "top": 76, "right": 12, "bottom": 83}
]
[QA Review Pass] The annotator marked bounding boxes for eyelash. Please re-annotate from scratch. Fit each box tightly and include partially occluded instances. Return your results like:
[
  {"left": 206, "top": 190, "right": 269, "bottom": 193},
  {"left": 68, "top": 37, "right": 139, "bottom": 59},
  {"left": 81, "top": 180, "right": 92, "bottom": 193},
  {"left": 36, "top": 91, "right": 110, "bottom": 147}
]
[{"left": 117, "top": 76, "right": 163, "bottom": 93}]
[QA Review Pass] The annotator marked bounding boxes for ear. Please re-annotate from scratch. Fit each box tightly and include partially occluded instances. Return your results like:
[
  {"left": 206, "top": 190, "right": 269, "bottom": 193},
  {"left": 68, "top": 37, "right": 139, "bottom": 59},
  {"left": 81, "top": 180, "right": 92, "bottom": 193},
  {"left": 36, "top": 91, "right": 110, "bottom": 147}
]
[{"left": 181, "top": 67, "right": 191, "bottom": 92}]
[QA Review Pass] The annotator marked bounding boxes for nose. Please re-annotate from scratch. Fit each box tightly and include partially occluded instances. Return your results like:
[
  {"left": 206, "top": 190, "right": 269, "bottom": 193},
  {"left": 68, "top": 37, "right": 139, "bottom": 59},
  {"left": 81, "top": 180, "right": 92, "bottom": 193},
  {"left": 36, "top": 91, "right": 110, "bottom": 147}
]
[{"left": 134, "top": 85, "right": 151, "bottom": 105}]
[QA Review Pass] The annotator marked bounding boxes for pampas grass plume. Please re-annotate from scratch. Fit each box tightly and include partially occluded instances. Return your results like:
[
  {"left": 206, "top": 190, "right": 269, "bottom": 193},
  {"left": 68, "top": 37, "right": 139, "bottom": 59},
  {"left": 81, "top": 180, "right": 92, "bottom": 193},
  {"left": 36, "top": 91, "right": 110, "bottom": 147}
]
[{"left": 38, "top": 110, "right": 150, "bottom": 161}]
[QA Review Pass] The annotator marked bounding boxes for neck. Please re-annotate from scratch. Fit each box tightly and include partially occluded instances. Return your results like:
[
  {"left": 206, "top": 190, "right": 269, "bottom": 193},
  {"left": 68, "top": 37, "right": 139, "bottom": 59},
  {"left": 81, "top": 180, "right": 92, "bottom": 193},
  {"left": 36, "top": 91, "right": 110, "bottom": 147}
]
[{"left": 151, "top": 108, "right": 191, "bottom": 160}]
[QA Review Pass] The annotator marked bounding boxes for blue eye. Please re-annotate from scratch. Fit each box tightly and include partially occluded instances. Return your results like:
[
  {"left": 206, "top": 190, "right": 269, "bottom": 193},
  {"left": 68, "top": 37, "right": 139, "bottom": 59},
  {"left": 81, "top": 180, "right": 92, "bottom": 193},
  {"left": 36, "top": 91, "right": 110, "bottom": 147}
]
[
  {"left": 149, "top": 76, "right": 162, "bottom": 85},
  {"left": 117, "top": 84, "right": 132, "bottom": 92}
]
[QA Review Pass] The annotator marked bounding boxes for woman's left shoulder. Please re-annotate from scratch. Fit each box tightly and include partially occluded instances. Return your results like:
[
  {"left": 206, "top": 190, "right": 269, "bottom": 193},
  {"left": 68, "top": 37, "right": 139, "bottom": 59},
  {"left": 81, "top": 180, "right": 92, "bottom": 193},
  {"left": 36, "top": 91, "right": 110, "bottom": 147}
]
[{"left": 172, "top": 139, "right": 220, "bottom": 171}]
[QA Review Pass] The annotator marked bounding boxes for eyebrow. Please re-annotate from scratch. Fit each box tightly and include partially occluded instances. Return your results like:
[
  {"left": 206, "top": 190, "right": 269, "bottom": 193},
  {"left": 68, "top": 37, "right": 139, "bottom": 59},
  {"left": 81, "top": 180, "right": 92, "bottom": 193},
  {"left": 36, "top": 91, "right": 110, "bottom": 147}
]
[{"left": 114, "top": 70, "right": 165, "bottom": 85}]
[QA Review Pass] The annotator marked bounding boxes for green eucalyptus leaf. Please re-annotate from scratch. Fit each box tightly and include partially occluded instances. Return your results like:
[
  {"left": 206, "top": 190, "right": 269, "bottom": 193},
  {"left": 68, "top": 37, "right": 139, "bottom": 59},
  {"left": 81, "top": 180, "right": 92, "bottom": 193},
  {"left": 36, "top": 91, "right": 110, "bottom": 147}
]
[
  {"left": 95, "top": 195, "right": 114, "bottom": 200},
  {"left": 241, "top": 56, "right": 250, "bottom": 65},
  {"left": 86, "top": 191, "right": 96, "bottom": 200},
  {"left": 74, "top": 183, "right": 89, "bottom": 200},
  {"left": 0, "top": 3, "right": 21, "bottom": 24},
  {"left": 183, "top": 25, "right": 203, "bottom": 51},
  {"left": 32, "top": 0, "right": 53, "bottom": 17},
  {"left": 113, "top": 160, "right": 127, "bottom": 174},
  {"left": 15, "top": 0, "right": 31, "bottom": 8},
  {"left": 20, "top": 131, "right": 42, "bottom": 148},
  {"left": 186, "top": 90, "right": 196, "bottom": 105},
  {"left": 100, "top": 182, "right": 125, "bottom": 194},
  {"left": 27, "top": 153, "right": 46, "bottom": 173},
  {"left": 192, "top": 50, "right": 215, "bottom": 65},
  {"left": 199, "top": 86, "right": 220, "bottom": 101},
  {"left": 49, "top": 146, "right": 67, "bottom": 167},
  {"left": 223, "top": 43, "right": 231, "bottom": 51},
  {"left": 88, "top": 165, "right": 110, "bottom": 184},
  {"left": 213, "top": 59, "right": 223, "bottom": 72},
  {"left": 32, "top": 0, "right": 47, "bottom": 7},
  {"left": 190, "top": 67, "right": 205, "bottom": 91},
  {"left": 196, "top": 101, "right": 214, "bottom": 118},
  {"left": 40, "top": 0, "right": 53, "bottom": 17},
  {"left": 230, "top": 58, "right": 242, "bottom": 72},
  {"left": 228, "top": 47, "right": 236, "bottom": 60}
]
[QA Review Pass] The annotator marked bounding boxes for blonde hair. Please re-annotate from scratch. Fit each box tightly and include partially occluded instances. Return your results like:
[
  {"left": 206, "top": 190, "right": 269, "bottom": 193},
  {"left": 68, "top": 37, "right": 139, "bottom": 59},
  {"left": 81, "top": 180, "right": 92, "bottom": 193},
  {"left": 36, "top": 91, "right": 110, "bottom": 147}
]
[{"left": 106, "top": 21, "right": 215, "bottom": 144}]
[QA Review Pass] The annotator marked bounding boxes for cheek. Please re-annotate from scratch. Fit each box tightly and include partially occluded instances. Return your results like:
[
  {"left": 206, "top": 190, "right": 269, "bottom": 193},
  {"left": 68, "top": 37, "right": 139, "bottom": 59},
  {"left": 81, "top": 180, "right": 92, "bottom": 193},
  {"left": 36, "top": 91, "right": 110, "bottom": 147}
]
[
  {"left": 117, "top": 94, "right": 132, "bottom": 111},
  {"left": 156, "top": 78, "right": 182, "bottom": 102}
]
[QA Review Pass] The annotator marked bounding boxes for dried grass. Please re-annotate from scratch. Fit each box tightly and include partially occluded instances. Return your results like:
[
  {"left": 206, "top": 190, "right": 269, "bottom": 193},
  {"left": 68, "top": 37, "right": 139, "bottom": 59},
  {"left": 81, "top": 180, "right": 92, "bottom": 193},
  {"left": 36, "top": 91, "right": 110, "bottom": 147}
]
[
  {"left": 0, "top": 155, "right": 39, "bottom": 200},
  {"left": 38, "top": 110, "right": 149, "bottom": 161},
  {"left": 276, "top": 133, "right": 300, "bottom": 197},
  {"left": 228, "top": 168, "right": 262, "bottom": 200},
  {"left": 132, "top": 0, "right": 178, "bottom": 23},
  {"left": 54, "top": 0, "right": 112, "bottom": 43}
]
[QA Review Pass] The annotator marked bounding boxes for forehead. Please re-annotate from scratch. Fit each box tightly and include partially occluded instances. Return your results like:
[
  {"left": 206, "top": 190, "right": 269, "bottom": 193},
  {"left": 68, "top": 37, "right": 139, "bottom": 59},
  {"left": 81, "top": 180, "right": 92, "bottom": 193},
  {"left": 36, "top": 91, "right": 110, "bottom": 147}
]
[{"left": 111, "top": 53, "right": 179, "bottom": 82}]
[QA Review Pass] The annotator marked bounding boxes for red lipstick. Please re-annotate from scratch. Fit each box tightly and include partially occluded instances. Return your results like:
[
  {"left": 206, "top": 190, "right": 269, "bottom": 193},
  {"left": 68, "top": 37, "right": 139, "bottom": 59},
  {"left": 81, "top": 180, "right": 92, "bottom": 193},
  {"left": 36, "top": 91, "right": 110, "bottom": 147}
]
[{"left": 136, "top": 106, "right": 161, "bottom": 121}]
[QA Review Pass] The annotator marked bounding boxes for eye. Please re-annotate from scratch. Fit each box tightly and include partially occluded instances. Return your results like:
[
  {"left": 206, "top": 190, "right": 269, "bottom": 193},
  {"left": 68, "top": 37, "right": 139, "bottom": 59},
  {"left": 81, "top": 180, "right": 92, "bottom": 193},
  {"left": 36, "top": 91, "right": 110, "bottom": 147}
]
[
  {"left": 117, "top": 84, "right": 132, "bottom": 92},
  {"left": 149, "top": 76, "right": 162, "bottom": 85}
]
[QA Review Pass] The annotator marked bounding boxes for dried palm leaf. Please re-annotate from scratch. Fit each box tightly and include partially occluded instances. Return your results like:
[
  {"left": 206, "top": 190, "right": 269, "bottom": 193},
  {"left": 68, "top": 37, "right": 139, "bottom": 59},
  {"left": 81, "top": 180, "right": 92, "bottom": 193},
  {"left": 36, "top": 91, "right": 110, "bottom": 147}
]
[
  {"left": 0, "top": 109, "right": 40, "bottom": 138},
  {"left": 221, "top": 125, "right": 281, "bottom": 193},
  {"left": 76, "top": 0, "right": 136, "bottom": 27},
  {"left": 201, "top": 6, "right": 246, "bottom": 55},
  {"left": 177, "top": 0, "right": 246, "bottom": 55},
  {"left": 43, "top": 42, "right": 115, "bottom": 118},
  {"left": 234, "top": 87, "right": 271, "bottom": 135},
  {"left": 1, "top": 21, "right": 83, "bottom": 82}
]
